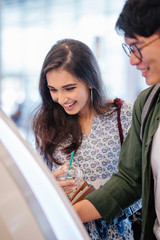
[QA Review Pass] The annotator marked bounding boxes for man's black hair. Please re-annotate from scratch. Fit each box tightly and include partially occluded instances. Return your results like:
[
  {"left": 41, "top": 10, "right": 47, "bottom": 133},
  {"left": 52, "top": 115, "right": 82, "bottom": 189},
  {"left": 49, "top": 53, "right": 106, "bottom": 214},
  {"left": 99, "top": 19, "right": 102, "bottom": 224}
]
[{"left": 115, "top": 0, "right": 160, "bottom": 38}]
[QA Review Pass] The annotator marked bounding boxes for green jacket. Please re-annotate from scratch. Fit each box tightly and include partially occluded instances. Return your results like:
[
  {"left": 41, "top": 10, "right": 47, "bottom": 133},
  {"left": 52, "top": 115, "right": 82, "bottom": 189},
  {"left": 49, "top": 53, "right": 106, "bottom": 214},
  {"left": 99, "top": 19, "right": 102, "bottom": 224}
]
[{"left": 86, "top": 86, "right": 160, "bottom": 240}]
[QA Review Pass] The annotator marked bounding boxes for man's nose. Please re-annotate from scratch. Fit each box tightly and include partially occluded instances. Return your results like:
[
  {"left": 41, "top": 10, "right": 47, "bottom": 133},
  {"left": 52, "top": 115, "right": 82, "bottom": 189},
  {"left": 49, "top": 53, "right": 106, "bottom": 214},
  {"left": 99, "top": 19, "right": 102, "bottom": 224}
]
[{"left": 130, "top": 51, "right": 141, "bottom": 66}]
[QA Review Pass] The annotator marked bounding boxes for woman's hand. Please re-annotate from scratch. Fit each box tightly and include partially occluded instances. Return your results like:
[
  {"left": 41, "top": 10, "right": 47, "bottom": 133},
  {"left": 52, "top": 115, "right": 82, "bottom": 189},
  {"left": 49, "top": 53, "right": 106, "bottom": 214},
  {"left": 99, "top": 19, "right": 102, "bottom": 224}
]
[{"left": 53, "top": 163, "right": 77, "bottom": 195}]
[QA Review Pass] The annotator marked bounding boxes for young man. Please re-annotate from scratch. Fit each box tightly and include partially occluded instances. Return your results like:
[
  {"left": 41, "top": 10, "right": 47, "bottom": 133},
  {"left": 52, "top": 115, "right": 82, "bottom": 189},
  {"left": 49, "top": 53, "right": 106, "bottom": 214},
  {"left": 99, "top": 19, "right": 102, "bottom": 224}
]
[{"left": 74, "top": 0, "right": 160, "bottom": 239}]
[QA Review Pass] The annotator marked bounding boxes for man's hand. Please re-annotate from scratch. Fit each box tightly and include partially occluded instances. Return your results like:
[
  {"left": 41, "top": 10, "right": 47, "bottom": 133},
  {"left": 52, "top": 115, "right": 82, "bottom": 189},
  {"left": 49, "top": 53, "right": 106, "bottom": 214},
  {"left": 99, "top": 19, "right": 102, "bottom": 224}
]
[{"left": 73, "top": 199, "right": 102, "bottom": 222}]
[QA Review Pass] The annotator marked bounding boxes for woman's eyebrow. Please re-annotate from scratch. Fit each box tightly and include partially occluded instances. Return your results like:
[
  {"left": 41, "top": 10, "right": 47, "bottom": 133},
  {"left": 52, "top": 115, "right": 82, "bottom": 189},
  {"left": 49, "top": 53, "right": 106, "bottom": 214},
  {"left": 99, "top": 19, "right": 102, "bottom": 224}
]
[
  {"left": 62, "top": 83, "right": 77, "bottom": 88},
  {"left": 47, "top": 85, "right": 55, "bottom": 89},
  {"left": 47, "top": 83, "right": 77, "bottom": 89}
]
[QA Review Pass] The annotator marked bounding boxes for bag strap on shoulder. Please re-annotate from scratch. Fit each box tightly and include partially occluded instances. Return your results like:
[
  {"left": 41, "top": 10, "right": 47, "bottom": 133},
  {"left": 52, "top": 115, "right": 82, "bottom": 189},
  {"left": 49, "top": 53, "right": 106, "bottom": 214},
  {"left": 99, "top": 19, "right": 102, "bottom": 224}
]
[
  {"left": 140, "top": 83, "right": 160, "bottom": 141},
  {"left": 114, "top": 98, "right": 124, "bottom": 145}
]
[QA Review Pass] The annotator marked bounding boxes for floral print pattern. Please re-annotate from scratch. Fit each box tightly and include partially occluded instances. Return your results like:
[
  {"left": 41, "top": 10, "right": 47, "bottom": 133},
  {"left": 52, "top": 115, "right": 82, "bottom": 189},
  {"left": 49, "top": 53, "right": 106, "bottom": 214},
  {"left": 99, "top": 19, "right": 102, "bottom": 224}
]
[{"left": 52, "top": 102, "right": 141, "bottom": 239}]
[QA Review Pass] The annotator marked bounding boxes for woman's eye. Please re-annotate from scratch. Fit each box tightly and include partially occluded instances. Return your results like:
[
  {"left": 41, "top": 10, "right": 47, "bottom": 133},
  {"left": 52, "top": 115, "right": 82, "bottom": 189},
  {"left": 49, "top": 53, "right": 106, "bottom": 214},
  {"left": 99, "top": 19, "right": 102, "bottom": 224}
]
[
  {"left": 66, "top": 87, "right": 75, "bottom": 91},
  {"left": 49, "top": 88, "right": 57, "bottom": 92}
]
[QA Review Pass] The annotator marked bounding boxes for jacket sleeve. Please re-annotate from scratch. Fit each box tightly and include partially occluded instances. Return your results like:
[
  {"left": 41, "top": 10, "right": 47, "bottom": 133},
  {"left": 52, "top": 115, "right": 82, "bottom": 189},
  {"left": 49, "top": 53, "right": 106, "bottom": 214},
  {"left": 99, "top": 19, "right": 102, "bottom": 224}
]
[{"left": 85, "top": 88, "right": 151, "bottom": 224}]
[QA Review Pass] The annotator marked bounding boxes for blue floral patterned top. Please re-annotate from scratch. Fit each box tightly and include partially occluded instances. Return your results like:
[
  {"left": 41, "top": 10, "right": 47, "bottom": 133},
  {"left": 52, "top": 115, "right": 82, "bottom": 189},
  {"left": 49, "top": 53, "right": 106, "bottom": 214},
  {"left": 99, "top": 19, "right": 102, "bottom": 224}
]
[{"left": 52, "top": 102, "right": 141, "bottom": 240}]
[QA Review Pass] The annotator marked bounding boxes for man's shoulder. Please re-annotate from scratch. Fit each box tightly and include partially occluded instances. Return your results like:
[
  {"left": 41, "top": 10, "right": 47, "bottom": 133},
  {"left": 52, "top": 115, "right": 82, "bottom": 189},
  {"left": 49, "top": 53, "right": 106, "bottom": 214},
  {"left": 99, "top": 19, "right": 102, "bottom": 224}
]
[
  {"left": 137, "top": 86, "right": 153, "bottom": 102},
  {"left": 131, "top": 86, "right": 153, "bottom": 120},
  {"left": 134, "top": 86, "right": 153, "bottom": 108}
]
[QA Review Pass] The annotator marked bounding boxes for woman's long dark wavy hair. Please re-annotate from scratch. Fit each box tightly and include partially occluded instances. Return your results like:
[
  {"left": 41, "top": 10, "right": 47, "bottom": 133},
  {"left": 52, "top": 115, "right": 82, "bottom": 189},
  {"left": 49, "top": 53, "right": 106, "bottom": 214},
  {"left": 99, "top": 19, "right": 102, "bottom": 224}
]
[{"left": 32, "top": 39, "right": 111, "bottom": 166}]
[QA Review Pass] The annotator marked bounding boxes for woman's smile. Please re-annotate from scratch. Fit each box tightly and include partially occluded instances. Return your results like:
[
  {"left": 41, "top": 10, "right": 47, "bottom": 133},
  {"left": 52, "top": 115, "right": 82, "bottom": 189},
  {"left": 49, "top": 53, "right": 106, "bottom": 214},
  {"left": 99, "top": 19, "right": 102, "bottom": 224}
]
[
  {"left": 47, "top": 69, "right": 91, "bottom": 116},
  {"left": 63, "top": 101, "right": 77, "bottom": 111}
]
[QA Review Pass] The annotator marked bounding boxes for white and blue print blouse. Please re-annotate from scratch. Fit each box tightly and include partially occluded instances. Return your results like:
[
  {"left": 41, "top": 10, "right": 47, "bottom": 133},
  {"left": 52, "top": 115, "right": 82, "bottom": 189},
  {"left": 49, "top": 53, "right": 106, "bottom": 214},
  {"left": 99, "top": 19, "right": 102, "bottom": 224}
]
[{"left": 52, "top": 102, "right": 142, "bottom": 240}]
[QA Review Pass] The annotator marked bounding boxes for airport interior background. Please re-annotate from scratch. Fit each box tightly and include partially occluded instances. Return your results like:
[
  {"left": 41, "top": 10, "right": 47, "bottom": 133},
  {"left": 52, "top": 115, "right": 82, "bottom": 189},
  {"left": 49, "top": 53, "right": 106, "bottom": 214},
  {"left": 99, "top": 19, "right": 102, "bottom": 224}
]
[{"left": 0, "top": 0, "right": 148, "bottom": 149}]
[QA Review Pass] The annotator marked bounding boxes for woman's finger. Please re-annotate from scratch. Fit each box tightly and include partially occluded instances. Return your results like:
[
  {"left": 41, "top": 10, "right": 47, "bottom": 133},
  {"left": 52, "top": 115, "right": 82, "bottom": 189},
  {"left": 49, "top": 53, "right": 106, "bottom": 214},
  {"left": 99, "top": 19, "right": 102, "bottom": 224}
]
[
  {"left": 58, "top": 179, "right": 76, "bottom": 187},
  {"left": 53, "top": 168, "right": 67, "bottom": 178},
  {"left": 53, "top": 162, "right": 69, "bottom": 178}
]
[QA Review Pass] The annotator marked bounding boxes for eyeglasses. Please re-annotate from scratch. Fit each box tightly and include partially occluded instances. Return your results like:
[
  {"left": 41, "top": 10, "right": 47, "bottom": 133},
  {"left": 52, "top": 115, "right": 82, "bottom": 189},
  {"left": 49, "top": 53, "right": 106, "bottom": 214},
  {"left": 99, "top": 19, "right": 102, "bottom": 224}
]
[{"left": 122, "top": 36, "right": 160, "bottom": 60}]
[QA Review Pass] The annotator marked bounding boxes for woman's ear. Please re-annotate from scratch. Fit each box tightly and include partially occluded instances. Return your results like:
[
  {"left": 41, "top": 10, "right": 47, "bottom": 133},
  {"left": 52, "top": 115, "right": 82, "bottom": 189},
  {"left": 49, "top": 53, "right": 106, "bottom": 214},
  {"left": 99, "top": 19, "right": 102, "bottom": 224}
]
[{"left": 89, "top": 86, "right": 93, "bottom": 90}]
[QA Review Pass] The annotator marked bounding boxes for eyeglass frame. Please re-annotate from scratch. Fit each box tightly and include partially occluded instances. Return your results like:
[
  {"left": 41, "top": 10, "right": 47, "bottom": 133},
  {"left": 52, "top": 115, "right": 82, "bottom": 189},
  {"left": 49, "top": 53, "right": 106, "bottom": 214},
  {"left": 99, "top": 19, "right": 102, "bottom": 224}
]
[{"left": 122, "top": 36, "right": 160, "bottom": 60}]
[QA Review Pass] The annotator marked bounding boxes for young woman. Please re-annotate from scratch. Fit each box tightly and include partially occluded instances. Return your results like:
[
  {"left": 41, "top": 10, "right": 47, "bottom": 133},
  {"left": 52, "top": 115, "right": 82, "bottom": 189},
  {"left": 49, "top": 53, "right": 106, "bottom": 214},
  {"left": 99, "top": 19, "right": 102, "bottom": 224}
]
[{"left": 32, "top": 38, "right": 141, "bottom": 239}]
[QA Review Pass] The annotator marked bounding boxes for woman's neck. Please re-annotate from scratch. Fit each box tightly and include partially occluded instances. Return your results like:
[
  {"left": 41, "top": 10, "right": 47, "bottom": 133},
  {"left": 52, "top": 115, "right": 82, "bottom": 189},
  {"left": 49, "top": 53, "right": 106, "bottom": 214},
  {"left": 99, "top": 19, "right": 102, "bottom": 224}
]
[{"left": 79, "top": 108, "right": 96, "bottom": 137}]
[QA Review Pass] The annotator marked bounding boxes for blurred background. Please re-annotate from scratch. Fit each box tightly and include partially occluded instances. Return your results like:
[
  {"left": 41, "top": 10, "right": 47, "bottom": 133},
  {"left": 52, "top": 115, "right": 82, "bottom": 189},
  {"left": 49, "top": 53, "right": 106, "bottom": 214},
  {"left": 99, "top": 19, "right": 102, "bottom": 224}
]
[{"left": 0, "top": 0, "right": 147, "bottom": 148}]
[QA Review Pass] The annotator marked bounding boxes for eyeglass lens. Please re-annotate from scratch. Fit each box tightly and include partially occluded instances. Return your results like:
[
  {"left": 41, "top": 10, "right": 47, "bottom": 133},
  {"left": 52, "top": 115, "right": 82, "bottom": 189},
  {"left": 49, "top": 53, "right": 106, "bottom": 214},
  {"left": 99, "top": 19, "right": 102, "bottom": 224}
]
[{"left": 122, "top": 43, "right": 141, "bottom": 59}]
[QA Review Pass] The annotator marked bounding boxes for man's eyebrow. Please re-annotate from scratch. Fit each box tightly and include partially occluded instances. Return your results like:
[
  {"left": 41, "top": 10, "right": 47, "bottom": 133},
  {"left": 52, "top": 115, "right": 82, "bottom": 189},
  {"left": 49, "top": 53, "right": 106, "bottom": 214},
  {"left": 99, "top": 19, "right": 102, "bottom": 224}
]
[
  {"left": 129, "top": 40, "right": 138, "bottom": 46},
  {"left": 131, "top": 40, "right": 144, "bottom": 46}
]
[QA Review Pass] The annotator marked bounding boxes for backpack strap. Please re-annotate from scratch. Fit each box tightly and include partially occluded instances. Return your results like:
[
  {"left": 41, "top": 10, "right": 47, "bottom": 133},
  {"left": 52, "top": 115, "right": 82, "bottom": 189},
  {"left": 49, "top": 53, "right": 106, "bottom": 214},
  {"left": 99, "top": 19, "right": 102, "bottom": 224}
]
[
  {"left": 114, "top": 98, "right": 124, "bottom": 145},
  {"left": 140, "top": 83, "right": 160, "bottom": 141}
]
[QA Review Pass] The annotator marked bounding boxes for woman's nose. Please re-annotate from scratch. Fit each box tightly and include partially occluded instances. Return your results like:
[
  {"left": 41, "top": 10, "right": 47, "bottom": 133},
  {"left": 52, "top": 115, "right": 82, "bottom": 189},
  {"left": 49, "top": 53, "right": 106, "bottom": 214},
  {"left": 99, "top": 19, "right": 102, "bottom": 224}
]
[
  {"left": 130, "top": 51, "right": 141, "bottom": 66},
  {"left": 56, "top": 92, "right": 67, "bottom": 104}
]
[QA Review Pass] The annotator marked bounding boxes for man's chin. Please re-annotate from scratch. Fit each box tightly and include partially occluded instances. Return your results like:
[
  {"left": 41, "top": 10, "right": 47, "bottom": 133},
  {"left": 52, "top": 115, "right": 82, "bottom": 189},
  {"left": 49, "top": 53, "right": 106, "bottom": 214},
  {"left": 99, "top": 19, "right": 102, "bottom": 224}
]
[{"left": 145, "top": 76, "right": 159, "bottom": 86}]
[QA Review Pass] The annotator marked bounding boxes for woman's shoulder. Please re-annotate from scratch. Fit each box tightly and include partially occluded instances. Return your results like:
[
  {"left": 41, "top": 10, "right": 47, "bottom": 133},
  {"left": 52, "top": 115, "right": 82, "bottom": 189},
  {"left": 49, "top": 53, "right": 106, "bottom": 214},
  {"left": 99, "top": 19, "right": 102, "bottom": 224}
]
[
  {"left": 121, "top": 101, "right": 133, "bottom": 112},
  {"left": 109, "top": 98, "right": 132, "bottom": 113},
  {"left": 100, "top": 99, "right": 131, "bottom": 115}
]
